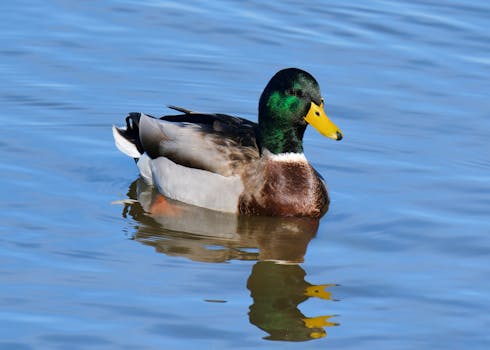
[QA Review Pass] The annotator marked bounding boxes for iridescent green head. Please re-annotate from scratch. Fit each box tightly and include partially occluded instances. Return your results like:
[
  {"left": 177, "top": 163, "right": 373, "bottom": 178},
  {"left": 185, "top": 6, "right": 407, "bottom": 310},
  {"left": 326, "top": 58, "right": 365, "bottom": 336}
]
[{"left": 258, "top": 68, "right": 343, "bottom": 154}]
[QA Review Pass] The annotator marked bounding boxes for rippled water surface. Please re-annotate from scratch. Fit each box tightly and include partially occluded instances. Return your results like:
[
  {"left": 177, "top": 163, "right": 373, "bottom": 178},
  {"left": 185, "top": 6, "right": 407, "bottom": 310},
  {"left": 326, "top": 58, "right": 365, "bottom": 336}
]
[{"left": 1, "top": 1, "right": 489, "bottom": 349}]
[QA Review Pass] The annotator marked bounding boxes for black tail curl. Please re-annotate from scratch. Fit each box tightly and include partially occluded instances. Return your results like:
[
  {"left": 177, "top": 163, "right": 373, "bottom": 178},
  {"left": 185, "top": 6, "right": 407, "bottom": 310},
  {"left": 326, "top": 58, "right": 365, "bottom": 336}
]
[{"left": 123, "top": 112, "right": 145, "bottom": 154}]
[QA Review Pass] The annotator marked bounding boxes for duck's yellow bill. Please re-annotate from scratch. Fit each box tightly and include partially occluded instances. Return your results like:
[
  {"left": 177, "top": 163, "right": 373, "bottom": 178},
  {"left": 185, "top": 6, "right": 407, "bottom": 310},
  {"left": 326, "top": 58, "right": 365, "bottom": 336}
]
[{"left": 304, "top": 101, "right": 343, "bottom": 141}]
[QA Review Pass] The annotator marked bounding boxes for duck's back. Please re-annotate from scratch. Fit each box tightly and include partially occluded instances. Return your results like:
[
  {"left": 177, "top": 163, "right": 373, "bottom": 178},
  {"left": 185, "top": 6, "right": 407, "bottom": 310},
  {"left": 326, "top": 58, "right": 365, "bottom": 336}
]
[{"left": 125, "top": 111, "right": 261, "bottom": 176}]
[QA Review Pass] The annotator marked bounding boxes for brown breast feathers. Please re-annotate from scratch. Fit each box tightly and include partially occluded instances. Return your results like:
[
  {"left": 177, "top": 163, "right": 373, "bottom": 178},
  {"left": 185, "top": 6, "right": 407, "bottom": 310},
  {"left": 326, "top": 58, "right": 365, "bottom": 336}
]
[{"left": 238, "top": 157, "right": 329, "bottom": 217}]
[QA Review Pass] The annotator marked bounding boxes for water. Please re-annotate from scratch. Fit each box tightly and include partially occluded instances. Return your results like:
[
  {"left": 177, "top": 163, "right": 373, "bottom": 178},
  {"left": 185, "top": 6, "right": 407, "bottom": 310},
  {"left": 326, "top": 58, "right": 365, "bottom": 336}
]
[{"left": 1, "top": 0, "right": 489, "bottom": 348}]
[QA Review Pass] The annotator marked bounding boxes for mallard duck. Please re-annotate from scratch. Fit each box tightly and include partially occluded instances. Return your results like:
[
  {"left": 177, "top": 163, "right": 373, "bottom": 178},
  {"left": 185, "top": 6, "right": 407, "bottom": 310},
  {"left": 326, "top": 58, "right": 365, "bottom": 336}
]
[{"left": 113, "top": 68, "right": 343, "bottom": 217}]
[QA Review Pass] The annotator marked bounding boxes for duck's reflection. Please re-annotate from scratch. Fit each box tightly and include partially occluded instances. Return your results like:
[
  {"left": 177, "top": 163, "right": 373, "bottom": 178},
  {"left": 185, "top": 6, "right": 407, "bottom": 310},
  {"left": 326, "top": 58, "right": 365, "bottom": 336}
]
[
  {"left": 120, "top": 179, "right": 339, "bottom": 341},
  {"left": 248, "top": 262, "right": 338, "bottom": 341}
]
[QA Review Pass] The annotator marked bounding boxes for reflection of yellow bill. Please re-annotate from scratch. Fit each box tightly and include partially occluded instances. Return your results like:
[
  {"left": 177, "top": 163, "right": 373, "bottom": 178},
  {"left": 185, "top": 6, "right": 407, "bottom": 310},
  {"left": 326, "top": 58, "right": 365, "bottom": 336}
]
[
  {"left": 304, "top": 284, "right": 335, "bottom": 300},
  {"left": 303, "top": 315, "right": 338, "bottom": 329},
  {"left": 310, "top": 330, "right": 327, "bottom": 339},
  {"left": 304, "top": 101, "right": 343, "bottom": 140}
]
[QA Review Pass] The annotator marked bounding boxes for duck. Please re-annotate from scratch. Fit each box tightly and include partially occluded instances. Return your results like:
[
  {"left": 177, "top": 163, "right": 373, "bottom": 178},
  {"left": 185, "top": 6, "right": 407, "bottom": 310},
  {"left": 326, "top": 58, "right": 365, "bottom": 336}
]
[{"left": 113, "top": 68, "right": 343, "bottom": 217}]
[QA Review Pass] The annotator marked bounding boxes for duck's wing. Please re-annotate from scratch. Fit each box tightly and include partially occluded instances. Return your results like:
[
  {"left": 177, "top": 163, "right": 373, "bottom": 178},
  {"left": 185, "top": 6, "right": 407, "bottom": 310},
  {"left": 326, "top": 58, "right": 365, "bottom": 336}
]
[{"left": 136, "top": 108, "right": 260, "bottom": 176}]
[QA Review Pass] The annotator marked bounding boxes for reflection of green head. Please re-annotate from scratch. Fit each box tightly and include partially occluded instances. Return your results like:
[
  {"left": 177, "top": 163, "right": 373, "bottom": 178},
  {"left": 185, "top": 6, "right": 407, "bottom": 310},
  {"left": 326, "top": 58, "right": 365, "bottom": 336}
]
[{"left": 247, "top": 261, "right": 337, "bottom": 341}]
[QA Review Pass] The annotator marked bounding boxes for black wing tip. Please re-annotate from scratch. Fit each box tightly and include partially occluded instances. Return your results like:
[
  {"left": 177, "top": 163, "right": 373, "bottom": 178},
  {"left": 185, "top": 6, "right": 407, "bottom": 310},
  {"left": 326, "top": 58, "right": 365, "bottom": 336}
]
[{"left": 167, "top": 105, "right": 193, "bottom": 114}]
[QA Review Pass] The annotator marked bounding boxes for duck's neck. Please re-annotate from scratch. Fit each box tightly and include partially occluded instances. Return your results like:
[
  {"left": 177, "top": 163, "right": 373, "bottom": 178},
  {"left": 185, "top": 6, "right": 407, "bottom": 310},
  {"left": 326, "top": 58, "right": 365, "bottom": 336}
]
[{"left": 258, "top": 118, "right": 306, "bottom": 154}]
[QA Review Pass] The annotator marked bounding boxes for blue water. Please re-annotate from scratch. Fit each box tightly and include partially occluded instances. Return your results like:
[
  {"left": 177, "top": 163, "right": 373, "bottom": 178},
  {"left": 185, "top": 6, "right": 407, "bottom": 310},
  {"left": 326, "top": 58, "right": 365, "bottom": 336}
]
[{"left": 1, "top": 1, "right": 489, "bottom": 349}]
